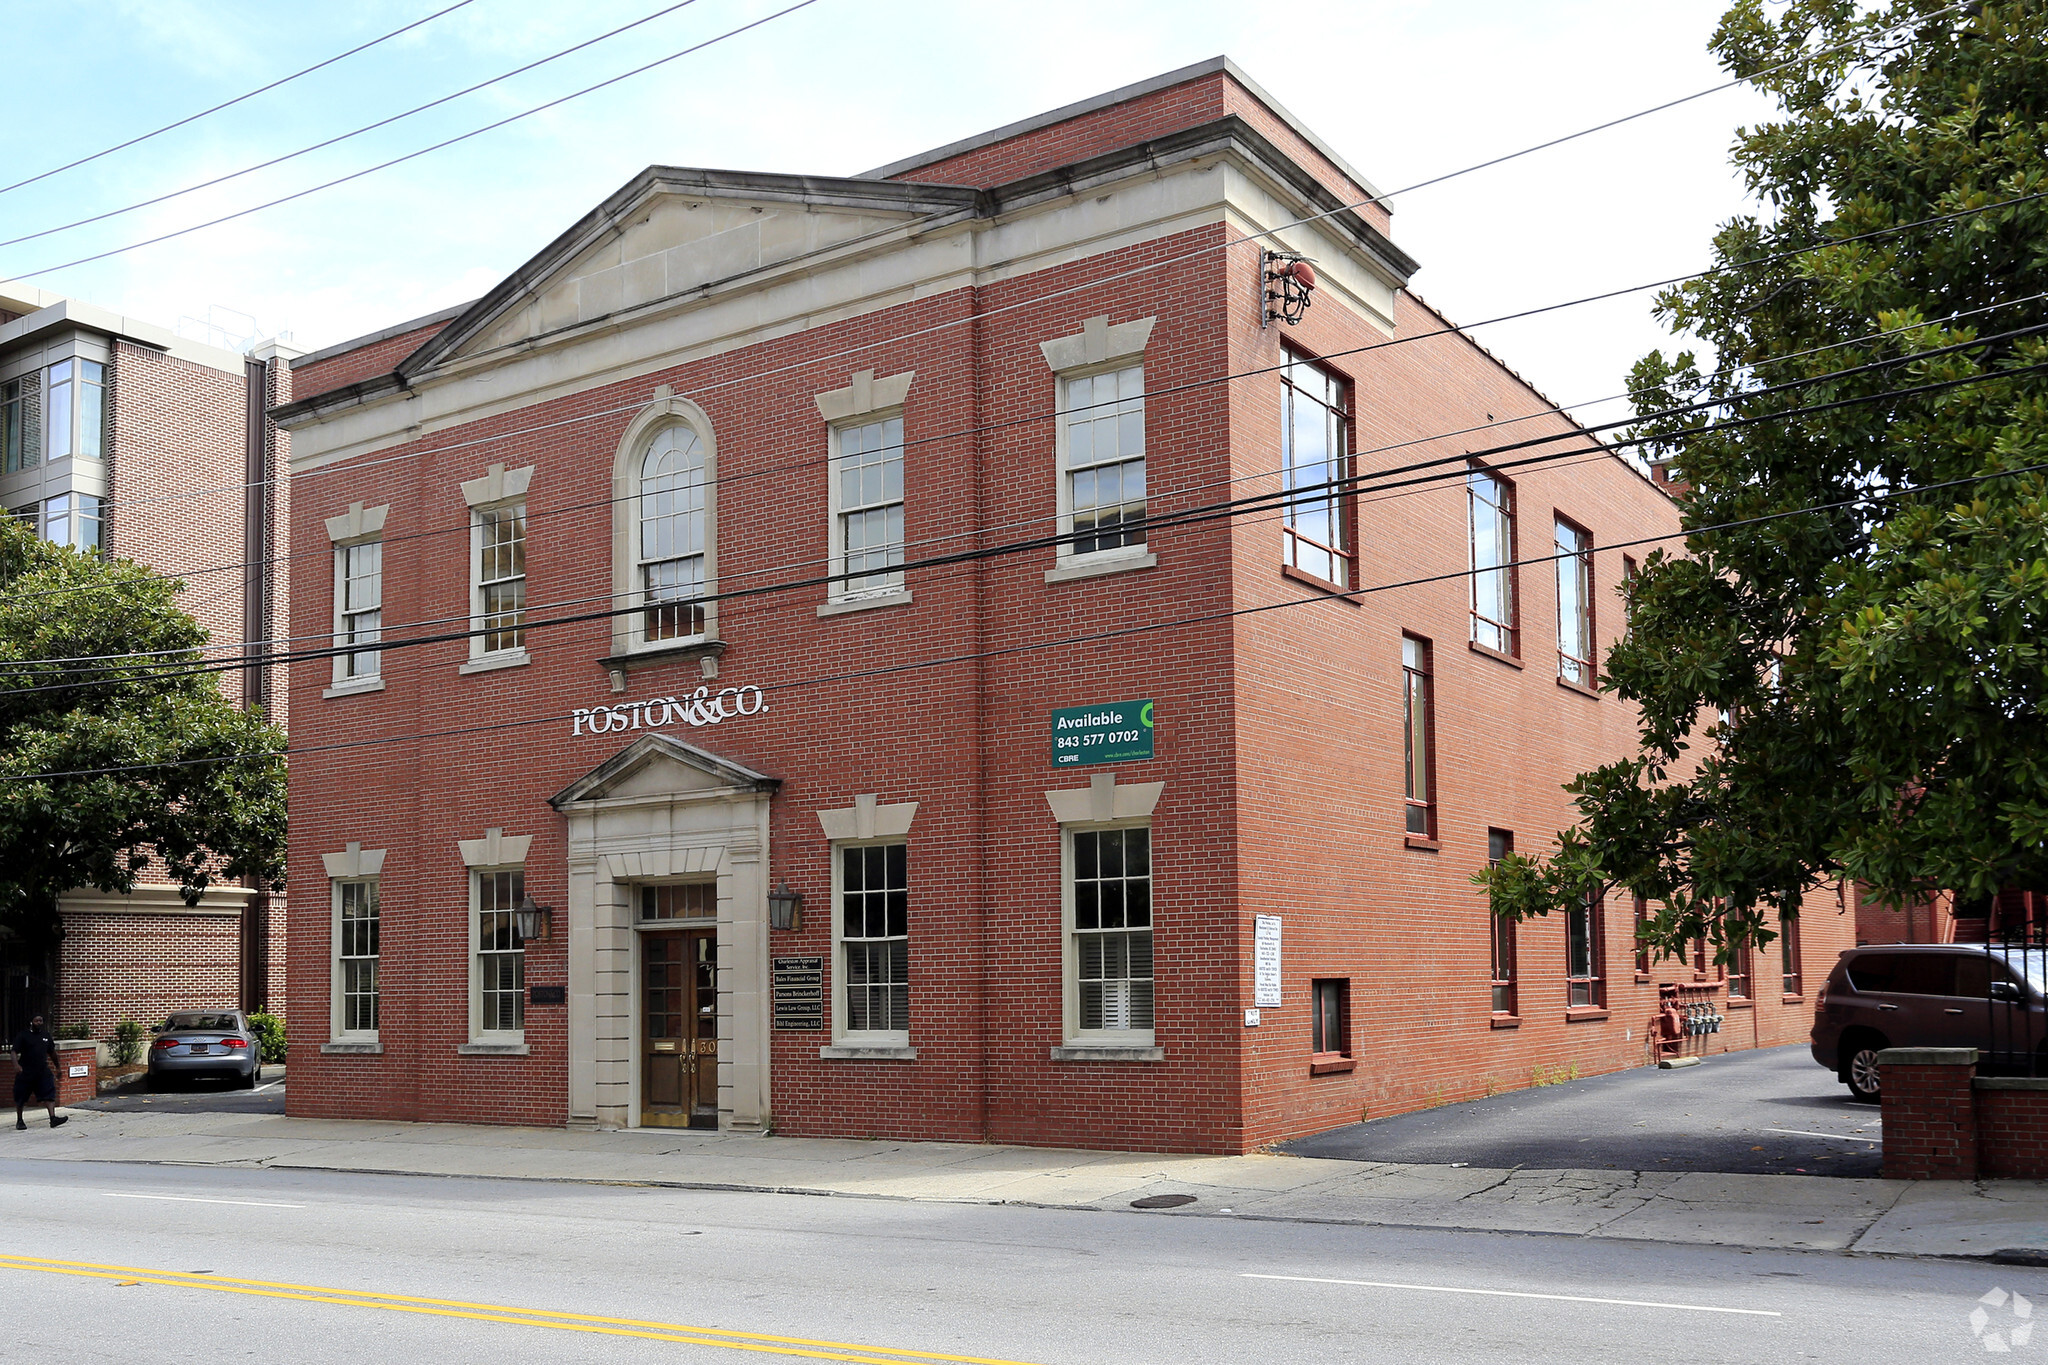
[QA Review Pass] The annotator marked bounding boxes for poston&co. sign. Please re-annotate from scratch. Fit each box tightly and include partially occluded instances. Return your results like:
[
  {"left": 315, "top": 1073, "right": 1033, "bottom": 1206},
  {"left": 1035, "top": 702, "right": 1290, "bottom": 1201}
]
[
  {"left": 573, "top": 684, "right": 767, "bottom": 738},
  {"left": 1050, "top": 698, "right": 1154, "bottom": 766}
]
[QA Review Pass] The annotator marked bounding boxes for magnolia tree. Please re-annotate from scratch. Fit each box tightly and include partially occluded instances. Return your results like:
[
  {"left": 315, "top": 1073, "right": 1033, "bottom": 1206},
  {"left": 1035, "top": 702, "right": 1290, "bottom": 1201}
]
[
  {"left": 1482, "top": 0, "right": 2048, "bottom": 959},
  {"left": 0, "top": 513, "right": 285, "bottom": 955}
]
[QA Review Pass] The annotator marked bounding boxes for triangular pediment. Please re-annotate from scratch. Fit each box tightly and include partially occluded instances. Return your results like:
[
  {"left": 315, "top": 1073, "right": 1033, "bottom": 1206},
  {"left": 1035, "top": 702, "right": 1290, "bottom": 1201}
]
[
  {"left": 549, "top": 733, "right": 780, "bottom": 809},
  {"left": 405, "top": 168, "right": 981, "bottom": 375}
]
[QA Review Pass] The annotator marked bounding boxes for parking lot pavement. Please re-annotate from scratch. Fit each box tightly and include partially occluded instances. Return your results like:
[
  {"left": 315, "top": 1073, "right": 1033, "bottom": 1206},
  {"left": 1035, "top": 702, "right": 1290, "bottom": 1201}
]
[
  {"left": 78, "top": 1068, "right": 287, "bottom": 1117},
  {"left": 1280, "top": 1045, "right": 1883, "bottom": 1177}
]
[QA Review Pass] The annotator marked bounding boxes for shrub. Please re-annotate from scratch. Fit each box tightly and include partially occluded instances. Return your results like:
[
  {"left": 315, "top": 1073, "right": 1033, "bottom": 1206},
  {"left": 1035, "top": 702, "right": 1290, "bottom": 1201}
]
[
  {"left": 112, "top": 1019, "right": 144, "bottom": 1067},
  {"left": 55, "top": 1022, "right": 91, "bottom": 1041},
  {"left": 248, "top": 1012, "right": 287, "bottom": 1065}
]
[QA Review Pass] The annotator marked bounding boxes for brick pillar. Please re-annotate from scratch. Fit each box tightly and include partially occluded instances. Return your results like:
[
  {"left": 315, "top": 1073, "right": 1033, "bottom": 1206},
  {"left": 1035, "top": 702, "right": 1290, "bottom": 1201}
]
[{"left": 1878, "top": 1047, "right": 1979, "bottom": 1179}]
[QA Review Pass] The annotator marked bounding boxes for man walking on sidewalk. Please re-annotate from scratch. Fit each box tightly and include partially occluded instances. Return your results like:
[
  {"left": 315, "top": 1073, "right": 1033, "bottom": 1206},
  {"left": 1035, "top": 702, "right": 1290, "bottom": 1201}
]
[{"left": 12, "top": 1015, "right": 68, "bottom": 1131}]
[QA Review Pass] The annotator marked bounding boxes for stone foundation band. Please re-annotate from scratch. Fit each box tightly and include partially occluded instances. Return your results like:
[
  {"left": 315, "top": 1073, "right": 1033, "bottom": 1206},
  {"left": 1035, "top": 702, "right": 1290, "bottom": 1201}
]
[{"left": 572, "top": 685, "right": 768, "bottom": 737}]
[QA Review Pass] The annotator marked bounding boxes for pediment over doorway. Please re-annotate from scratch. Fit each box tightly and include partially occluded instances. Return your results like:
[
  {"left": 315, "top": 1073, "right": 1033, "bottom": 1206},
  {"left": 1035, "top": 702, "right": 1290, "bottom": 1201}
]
[{"left": 548, "top": 733, "right": 780, "bottom": 809}]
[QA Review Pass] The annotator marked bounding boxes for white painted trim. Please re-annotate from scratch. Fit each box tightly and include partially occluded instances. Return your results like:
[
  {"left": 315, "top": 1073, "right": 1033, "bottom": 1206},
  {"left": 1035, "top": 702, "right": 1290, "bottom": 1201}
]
[
  {"left": 1044, "top": 773, "right": 1164, "bottom": 824},
  {"left": 468, "top": 866, "right": 528, "bottom": 1048},
  {"left": 458, "top": 648, "right": 529, "bottom": 675},
  {"left": 827, "top": 833, "right": 910, "bottom": 1049},
  {"left": 328, "top": 875, "right": 381, "bottom": 1046},
  {"left": 322, "top": 675, "right": 386, "bottom": 699},
  {"left": 611, "top": 391, "right": 718, "bottom": 659},
  {"left": 816, "top": 589, "right": 912, "bottom": 617},
  {"left": 457, "top": 827, "right": 534, "bottom": 868},
  {"left": 813, "top": 369, "right": 914, "bottom": 423},
  {"left": 1045, "top": 550, "right": 1154, "bottom": 585},
  {"left": 323, "top": 501, "right": 388, "bottom": 545},
  {"left": 320, "top": 842, "right": 387, "bottom": 880},
  {"left": 1038, "top": 315, "right": 1156, "bottom": 373},
  {"left": 816, "top": 794, "right": 919, "bottom": 842},
  {"left": 823, "top": 410, "right": 907, "bottom": 603},
  {"left": 458, "top": 462, "right": 536, "bottom": 508},
  {"left": 1058, "top": 817, "right": 1156, "bottom": 1050}
]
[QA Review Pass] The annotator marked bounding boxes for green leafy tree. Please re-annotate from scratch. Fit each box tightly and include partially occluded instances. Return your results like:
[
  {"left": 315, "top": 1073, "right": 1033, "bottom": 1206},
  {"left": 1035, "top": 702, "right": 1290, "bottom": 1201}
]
[
  {"left": 0, "top": 514, "right": 285, "bottom": 954},
  {"left": 1482, "top": 0, "right": 2048, "bottom": 961}
]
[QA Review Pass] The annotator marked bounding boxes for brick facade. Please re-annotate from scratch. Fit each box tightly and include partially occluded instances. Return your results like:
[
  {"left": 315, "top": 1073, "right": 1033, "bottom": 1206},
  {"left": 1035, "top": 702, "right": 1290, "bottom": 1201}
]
[
  {"left": 1879, "top": 1050, "right": 2048, "bottom": 1180},
  {"left": 276, "top": 61, "right": 1849, "bottom": 1151},
  {"left": 0, "top": 285, "right": 294, "bottom": 1046}
]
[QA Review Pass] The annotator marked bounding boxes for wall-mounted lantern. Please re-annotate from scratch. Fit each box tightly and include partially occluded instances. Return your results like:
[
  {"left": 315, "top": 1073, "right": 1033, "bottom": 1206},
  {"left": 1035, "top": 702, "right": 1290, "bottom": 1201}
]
[
  {"left": 515, "top": 894, "right": 553, "bottom": 943},
  {"left": 767, "top": 881, "right": 804, "bottom": 932}
]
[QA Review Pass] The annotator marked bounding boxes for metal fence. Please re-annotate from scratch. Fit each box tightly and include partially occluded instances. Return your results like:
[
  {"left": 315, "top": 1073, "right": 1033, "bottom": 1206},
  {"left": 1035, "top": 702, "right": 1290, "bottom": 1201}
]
[{"left": 1989, "top": 920, "right": 2046, "bottom": 1078}]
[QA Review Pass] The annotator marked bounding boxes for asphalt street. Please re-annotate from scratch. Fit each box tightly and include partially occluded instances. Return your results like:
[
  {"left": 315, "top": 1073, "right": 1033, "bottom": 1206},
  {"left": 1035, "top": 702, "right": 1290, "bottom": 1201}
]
[
  {"left": 79, "top": 1070, "right": 288, "bottom": 1117},
  {"left": 0, "top": 1157, "right": 2035, "bottom": 1364},
  {"left": 1282, "top": 1044, "right": 1884, "bottom": 1176}
]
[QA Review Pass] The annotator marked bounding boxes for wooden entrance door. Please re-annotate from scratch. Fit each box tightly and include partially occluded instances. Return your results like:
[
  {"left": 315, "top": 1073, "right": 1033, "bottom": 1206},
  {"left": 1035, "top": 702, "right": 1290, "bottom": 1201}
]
[{"left": 641, "top": 928, "right": 717, "bottom": 1128}]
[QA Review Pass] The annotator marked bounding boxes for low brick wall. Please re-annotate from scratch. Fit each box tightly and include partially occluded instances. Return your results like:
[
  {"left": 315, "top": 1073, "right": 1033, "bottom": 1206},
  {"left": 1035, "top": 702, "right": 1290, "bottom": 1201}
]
[
  {"left": 8, "top": 1041, "right": 96, "bottom": 1109},
  {"left": 1878, "top": 1048, "right": 2048, "bottom": 1180},
  {"left": 1977, "top": 1078, "right": 2048, "bottom": 1179},
  {"left": 53, "top": 1040, "right": 97, "bottom": 1105}
]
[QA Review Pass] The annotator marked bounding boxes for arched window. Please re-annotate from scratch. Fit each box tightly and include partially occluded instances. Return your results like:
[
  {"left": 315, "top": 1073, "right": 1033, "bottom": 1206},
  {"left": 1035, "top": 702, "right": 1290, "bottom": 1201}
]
[{"left": 638, "top": 426, "right": 707, "bottom": 641}]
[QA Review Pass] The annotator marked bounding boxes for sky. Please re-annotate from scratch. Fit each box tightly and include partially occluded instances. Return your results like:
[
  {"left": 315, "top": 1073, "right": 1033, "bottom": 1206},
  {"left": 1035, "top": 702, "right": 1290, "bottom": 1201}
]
[{"left": 0, "top": 0, "right": 1782, "bottom": 423}]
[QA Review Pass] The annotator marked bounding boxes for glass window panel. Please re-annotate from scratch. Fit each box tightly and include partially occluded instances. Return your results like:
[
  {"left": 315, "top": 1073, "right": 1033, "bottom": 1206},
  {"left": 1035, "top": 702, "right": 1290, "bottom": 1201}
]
[
  {"left": 45, "top": 374, "right": 71, "bottom": 460},
  {"left": 840, "top": 841, "right": 909, "bottom": 1035}
]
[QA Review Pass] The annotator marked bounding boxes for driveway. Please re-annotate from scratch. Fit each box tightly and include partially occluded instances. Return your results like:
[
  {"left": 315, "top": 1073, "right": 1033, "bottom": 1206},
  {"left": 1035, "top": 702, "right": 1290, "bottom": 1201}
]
[
  {"left": 1281, "top": 1045, "right": 1882, "bottom": 1177},
  {"left": 78, "top": 1067, "right": 287, "bottom": 1117}
]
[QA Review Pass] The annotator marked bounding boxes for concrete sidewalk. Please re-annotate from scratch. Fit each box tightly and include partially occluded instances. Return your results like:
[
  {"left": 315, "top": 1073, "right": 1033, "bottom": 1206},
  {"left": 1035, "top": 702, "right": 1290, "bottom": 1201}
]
[{"left": 8, "top": 1104, "right": 2046, "bottom": 1261}]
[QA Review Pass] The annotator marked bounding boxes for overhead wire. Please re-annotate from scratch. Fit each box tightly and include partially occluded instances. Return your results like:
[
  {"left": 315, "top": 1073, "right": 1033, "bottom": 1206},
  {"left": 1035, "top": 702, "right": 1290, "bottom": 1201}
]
[
  {"left": 5, "top": 0, "right": 826, "bottom": 281},
  {"left": 0, "top": 0, "right": 480, "bottom": 199},
  {"left": 24, "top": 175, "right": 2042, "bottom": 622},
  {"left": 0, "top": 0, "right": 716, "bottom": 252},
  {"left": 11, "top": 446, "right": 2047, "bottom": 785},
  {"left": 11, "top": 349, "right": 2044, "bottom": 694},
  {"left": 9, "top": 271, "right": 2045, "bottom": 662}
]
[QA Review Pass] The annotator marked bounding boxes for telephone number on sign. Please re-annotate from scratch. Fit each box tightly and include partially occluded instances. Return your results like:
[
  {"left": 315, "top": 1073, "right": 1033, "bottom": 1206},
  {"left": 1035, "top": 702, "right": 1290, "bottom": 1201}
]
[{"left": 1056, "top": 730, "right": 1143, "bottom": 749}]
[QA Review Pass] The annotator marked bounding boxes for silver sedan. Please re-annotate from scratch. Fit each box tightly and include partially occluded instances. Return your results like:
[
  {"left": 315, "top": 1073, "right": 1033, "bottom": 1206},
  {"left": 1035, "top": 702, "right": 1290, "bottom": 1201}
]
[{"left": 146, "top": 1011, "right": 262, "bottom": 1089}]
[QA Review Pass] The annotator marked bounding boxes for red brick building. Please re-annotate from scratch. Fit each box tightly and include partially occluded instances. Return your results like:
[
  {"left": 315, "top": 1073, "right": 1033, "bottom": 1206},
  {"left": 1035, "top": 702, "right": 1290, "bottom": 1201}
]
[
  {"left": 274, "top": 59, "right": 1851, "bottom": 1151},
  {"left": 0, "top": 280, "right": 294, "bottom": 1042}
]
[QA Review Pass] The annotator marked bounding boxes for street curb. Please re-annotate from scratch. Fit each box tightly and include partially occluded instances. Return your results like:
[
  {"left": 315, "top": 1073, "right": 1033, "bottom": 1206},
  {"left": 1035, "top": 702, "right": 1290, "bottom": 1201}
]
[{"left": 25, "top": 1151, "right": 2000, "bottom": 1264}]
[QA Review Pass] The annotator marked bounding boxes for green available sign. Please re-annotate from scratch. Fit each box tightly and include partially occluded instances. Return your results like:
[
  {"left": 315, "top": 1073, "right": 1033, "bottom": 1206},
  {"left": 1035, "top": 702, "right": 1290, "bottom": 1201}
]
[{"left": 1051, "top": 699, "right": 1155, "bottom": 767}]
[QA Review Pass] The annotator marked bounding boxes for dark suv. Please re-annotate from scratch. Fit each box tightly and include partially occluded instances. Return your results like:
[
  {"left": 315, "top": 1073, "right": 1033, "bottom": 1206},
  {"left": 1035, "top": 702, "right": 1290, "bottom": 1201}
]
[{"left": 1812, "top": 944, "right": 2046, "bottom": 1100}]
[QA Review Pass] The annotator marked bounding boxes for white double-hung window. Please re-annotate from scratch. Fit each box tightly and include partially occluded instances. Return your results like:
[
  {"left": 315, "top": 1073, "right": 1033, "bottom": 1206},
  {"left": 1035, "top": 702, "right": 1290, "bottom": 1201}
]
[
  {"left": 1061, "top": 364, "right": 1147, "bottom": 557},
  {"left": 473, "top": 868, "right": 526, "bottom": 1040},
  {"left": 337, "top": 540, "right": 382, "bottom": 680},
  {"left": 336, "top": 880, "right": 380, "bottom": 1036},
  {"left": 473, "top": 503, "right": 527, "bottom": 655},
  {"left": 836, "top": 842, "right": 908, "bottom": 1042},
  {"left": 1069, "top": 825, "right": 1153, "bottom": 1037},
  {"left": 639, "top": 426, "right": 709, "bottom": 642},
  {"left": 830, "top": 416, "right": 904, "bottom": 598}
]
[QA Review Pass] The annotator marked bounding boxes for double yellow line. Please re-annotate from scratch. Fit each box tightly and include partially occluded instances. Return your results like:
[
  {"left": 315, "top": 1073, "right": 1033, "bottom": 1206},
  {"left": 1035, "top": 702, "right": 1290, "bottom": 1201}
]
[{"left": 0, "top": 1254, "right": 1049, "bottom": 1364}]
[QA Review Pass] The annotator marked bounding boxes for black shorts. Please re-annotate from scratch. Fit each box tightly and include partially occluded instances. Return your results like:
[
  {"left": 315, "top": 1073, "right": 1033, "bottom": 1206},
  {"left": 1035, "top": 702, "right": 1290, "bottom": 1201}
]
[{"left": 12, "top": 1068, "right": 55, "bottom": 1105}]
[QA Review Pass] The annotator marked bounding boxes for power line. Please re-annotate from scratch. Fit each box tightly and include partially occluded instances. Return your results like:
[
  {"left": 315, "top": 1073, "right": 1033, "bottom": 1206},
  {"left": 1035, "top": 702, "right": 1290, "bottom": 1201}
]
[
  {"left": 37, "top": 275, "right": 2048, "bottom": 655},
  {"left": 27, "top": 314, "right": 2048, "bottom": 677},
  {"left": 6, "top": 0, "right": 825, "bottom": 281},
  {"left": 0, "top": 0, "right": 713, "bottom": 252},
  {"left": 12, "top": 354, "right": 2043, "bottom": 695},
  {"left": 11, "top": 446, "right": 2044, "bottom": 786},
  {"left": 65, "top": 184, "right": 2048, "bottom": 532},
  {"left": 0, "top": 0, "right": 480, "bottom": 199},
  {"left": 10, "top": 297, "right": 2044, "bottom": 678}
]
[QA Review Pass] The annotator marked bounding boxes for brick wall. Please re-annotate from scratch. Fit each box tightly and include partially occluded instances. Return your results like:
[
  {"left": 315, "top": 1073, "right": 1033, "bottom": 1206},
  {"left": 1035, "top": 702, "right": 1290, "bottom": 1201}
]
[
  {"left": 278, "top": 68, "right": 1832, "bottom": 1151},
  {"left": 55, "top": 912, "right": 243, "bottom": 1041},
  {"left": 292, "top": 319, "right": 453, "bottom": 402},
  {"left": 1976, "top": 1081, "right": 2048, "bottom": 1179},
  {"left": 54, "top": 342, "right": 290, "bottom": 1042}
]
